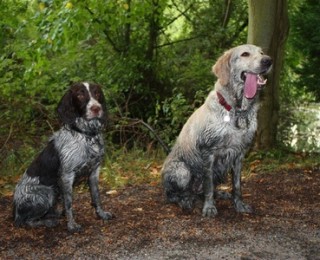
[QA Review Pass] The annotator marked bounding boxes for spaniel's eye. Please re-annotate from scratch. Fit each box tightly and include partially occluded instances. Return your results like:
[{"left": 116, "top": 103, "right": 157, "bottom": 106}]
[
  {"left": 95, "top": 91, "right": 101, "bottom": 100},
  {"left": 77, "top": 93, "right": 85, "bottom": 100},
  {"left": 260, "top": 51, "right": 264, "bottom": 55},
  {"left": 241, "top": 52, "right": 250, "bottom": 57}
]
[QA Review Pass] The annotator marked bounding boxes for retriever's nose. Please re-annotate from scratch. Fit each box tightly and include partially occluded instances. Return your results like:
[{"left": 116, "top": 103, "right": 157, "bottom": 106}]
[{"left": 261, "top": 56, "right": 273, "bottom": 67}]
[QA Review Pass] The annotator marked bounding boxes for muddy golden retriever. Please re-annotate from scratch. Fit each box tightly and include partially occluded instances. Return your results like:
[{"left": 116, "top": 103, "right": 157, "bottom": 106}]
[{"left": 162, "top": 44, "right": 272, "bottom": 217}]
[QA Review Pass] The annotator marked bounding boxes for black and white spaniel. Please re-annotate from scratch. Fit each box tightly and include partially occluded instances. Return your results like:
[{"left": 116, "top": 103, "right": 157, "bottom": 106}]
[{"left": 13, "top": 82, "right": 112, "bottom": 232}]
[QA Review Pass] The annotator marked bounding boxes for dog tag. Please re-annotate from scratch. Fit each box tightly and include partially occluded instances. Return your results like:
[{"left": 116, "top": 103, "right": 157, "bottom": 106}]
[{"left": 224, "top": 112, "right": 230, "bottom": 122}]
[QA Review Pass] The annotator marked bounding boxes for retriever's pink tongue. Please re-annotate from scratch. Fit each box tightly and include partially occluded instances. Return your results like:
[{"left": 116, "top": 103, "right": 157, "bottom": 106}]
[{"left": 244, "top": 73, "right": 258, "bottom": 99}]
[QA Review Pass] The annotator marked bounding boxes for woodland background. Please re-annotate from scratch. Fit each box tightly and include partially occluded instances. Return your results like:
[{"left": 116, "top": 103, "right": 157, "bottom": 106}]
[{"left": 0, "top": 0, "right": 319, "bottom": 191}]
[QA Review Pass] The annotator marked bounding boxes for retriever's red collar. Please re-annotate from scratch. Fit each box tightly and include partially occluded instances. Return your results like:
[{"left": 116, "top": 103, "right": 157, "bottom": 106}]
[{"left": 216, "top": 92, "right": 232, "bottom": 111}]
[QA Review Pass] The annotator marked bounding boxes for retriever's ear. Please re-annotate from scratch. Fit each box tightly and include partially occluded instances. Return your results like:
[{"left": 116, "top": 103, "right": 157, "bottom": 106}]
[
  {"left": 57, "top": 89, "right": 77, "bottom": 126},
  {"left": 212, "top": 50, "right": 232, "bottom": 86}
]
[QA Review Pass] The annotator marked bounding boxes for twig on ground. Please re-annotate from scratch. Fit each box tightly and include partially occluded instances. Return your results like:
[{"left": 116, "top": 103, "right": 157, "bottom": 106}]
[
  {"left": 119, "top": 117, "right": 170, "bottom": 154},
  {"left": 0, "top": 123, "right": 13, "bottom": 153}
]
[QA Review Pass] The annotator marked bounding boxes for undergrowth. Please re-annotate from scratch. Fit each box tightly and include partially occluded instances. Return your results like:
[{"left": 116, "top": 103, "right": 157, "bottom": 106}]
[
  {"left": 243, "top": 149, "right": 319, "bottom": 179},
  {"left": 0, "top": 141, "right": 319, "bottom": 197},
  {"left": 101, "top": 147, "right": 166, "bottom": 190}
]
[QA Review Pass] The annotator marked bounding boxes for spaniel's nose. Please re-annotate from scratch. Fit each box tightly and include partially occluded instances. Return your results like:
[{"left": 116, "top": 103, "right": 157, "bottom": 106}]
[{"left": 90, "top": 105, "right": 101, "bottom": 115}]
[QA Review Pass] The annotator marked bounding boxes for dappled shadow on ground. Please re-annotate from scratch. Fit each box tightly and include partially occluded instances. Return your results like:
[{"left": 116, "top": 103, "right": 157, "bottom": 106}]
[{"left": 1, "top": 167, "right": 319, "bottom": 259}]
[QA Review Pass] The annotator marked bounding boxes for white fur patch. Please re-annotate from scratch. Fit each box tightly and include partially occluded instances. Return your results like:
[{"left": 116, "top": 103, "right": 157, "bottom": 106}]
[
  {"left": 83, "top": 82, "right": 103, "bottom": 119},
  {"left": 83, "top": 82, "right": 90, "bottom": 91}
]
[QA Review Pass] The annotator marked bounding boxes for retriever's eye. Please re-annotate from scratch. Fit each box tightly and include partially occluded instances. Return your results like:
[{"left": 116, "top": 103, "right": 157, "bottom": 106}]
[
  {"left": 260, "top": 51, "right": 264, "bottom": 55},
  {"left": 241, "top": 52, "right": 250, "bottom": 57}
]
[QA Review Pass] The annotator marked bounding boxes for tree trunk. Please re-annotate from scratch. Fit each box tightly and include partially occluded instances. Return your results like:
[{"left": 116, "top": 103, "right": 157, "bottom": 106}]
[{"left": 247, "top": 0, "right": 289, "bottom": 149}]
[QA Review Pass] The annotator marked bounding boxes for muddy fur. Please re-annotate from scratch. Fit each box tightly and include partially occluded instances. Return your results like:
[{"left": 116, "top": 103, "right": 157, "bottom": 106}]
[
  {"left": 13, "top": 82, "right": 112, "bottom": 232},
  {"left": 162, "top": 44, "right": 272, "bottom": 217}
]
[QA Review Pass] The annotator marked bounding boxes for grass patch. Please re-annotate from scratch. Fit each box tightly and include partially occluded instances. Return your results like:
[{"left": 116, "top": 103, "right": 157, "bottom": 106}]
[
  {"left": 101, "top": 148, "right": 166, "bottom": 190},
  {"left": 0, "top": 143, "right": 318, "bottom": 197},
  {"left": 0, "top": 141, "right": 43, "bottom": 196},
  {"left": 243, "top": 149, "right": 319, "bottom": 178}
]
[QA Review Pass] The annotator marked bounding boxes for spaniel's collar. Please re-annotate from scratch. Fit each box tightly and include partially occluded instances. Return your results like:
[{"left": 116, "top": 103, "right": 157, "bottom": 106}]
[{"left": 66, "top": 124, "right": 100, "bottom": 138}]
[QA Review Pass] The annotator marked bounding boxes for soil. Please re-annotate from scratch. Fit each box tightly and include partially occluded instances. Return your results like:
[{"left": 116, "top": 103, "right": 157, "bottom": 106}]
[{"left": 1, "top": 166, "right": 319, "bottom": 260}]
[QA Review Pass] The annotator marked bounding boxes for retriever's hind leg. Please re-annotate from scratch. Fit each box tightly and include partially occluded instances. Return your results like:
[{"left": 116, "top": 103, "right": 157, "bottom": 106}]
[{"left": 162, "top": 162, "right": 194, "bottom": 210}]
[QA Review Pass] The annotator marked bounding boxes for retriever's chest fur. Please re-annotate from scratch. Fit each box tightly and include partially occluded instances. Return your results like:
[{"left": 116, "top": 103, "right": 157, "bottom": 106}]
[
  {"left": 167, "top": 90, "right": 258, "bottom": 187},
  {"left": 182, "top": 92, "right": 257, "bottom": 152},
  {"left": 197, "top": 112, "right": 256, "bottom": 152},
  {"left": 202, "top": 115, "right": 256, "bottom": 184}
]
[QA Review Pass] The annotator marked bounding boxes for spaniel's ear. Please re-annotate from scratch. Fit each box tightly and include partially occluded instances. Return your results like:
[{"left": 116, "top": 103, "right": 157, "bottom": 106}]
[
  {"left": 212, "top": 50, "right": 232, "bottom": 86},
  {"left": 57, "top": 89, "right": 78, "bottom": 126}
]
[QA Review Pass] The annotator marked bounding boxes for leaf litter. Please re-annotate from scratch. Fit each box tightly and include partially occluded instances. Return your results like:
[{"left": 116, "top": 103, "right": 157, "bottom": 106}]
[{"left": 0, "top": 166, "right": 319, "bottom": 259}]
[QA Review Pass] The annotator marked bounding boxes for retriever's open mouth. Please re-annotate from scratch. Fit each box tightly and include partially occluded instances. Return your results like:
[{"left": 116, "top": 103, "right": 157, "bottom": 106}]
[
  {"left": 257, "top": 74, "right": 267, "bottom": 85},
  {"left": 241, "top": 72, "right": 268, "bottom": 99},
  {"left": 241, "top": 72, "right": 267, "bottom": 85}
]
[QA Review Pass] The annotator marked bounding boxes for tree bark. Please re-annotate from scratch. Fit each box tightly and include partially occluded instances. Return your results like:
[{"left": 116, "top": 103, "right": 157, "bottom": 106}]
[{"left": 247, "top": 0, "right": 289, "bottom": 149}]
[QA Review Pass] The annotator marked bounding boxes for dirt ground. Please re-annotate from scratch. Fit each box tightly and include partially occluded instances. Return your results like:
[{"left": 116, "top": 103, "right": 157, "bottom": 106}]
[{"left": 1, "top": 166, "right": 319, "bottom": 259}]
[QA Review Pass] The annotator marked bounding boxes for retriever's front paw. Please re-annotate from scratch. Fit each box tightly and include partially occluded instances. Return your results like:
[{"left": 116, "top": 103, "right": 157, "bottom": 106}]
[
  {"left": 97, "top": 210, "right": 113, "bottom": 220},
  {"left": 67, "top": 221, "right": 83, "bottom": 233},
  {"left": 202, "top": 204, "right": 218, "bottom": 217},
  {"left": 234, "top": 200, "right": 253, "bottom": 213},
  {"left": 178, "top": 196, "right": 195, "bottom": 211}
]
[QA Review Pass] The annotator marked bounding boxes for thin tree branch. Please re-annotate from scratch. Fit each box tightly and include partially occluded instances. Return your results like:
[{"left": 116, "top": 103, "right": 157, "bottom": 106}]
[
  {"left": 84, "top": 6, "right": 123, "bottom": 53},
  {"left": 0, "top": 124, "right": 13, "bottom": 153},
  {"left": 163, "top": 3, "right": 194, "bottom": 29},
  {"left": 222, "top": 0, "right": 232, "bottom": 28},
  {"left": 225, "top": 20, "right": 248, "bottom": 46},
  {"left": 124, "top": 0, "right": 131, "bottom": 53},
  {"left": 118, "top": 117, "right": 170, "bottom": 154},
  {"left": 156, "top": 34, "right": 207, "bottom": 48}
]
